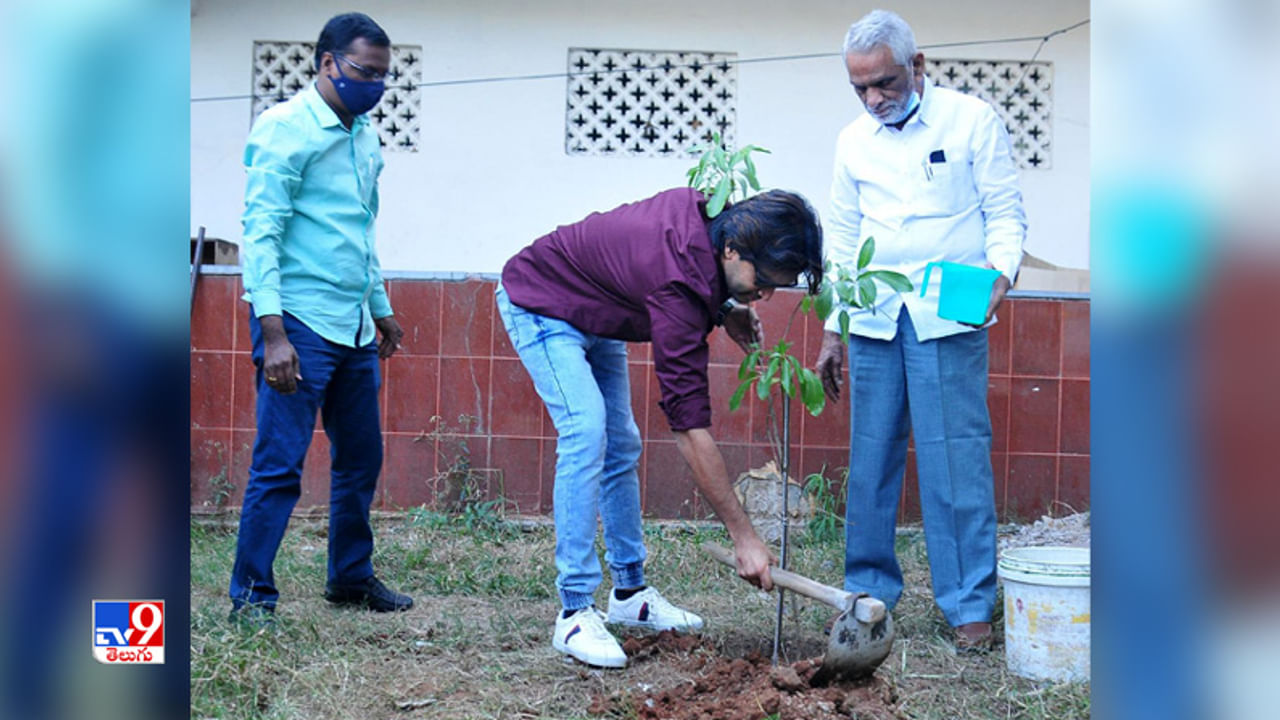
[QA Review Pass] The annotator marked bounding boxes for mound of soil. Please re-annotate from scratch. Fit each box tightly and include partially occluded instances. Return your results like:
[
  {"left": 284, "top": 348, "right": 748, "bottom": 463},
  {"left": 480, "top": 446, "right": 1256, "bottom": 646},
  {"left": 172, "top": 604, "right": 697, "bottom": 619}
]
[
  {"left": 999, "top": 511, "right": 1090, "bottom": 552},
  {"left": 590, "top": 631, "right": 903, "bottom": 720}
]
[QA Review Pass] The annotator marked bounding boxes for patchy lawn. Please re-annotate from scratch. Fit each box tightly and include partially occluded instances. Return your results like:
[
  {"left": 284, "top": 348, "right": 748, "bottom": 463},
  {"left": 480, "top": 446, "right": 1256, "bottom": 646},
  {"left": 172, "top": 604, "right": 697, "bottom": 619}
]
[{"left": 191, "top": 511, "right": 1090, "bottom": 719}]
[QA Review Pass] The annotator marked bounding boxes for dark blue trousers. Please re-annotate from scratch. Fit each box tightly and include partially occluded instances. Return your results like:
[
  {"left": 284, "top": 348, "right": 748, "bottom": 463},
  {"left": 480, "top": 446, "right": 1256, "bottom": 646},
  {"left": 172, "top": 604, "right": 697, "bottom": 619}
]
[{"left": 229, "top": 312, "right": 382, "bottom": 608}]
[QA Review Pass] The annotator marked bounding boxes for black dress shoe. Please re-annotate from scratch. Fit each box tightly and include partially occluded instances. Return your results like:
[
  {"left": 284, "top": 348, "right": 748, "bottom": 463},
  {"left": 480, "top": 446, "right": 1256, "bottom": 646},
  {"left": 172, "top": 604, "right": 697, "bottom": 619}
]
[{"left": 324, "top": 576, "right": 414, "bottom": 612}]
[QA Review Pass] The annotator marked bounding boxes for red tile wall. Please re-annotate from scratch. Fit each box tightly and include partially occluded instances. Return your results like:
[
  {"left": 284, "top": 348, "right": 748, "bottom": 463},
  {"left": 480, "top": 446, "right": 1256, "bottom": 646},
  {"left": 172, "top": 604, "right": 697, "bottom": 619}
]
[{"left": 191, "top": 275, "right": 1089, "bottom": 522}]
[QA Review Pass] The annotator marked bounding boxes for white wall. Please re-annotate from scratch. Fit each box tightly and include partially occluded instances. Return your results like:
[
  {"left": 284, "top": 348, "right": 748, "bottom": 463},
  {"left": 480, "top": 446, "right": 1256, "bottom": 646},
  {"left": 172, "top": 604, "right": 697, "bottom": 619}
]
[{"left": 192, "top": 0, "right": 1089, "bottom": 275}]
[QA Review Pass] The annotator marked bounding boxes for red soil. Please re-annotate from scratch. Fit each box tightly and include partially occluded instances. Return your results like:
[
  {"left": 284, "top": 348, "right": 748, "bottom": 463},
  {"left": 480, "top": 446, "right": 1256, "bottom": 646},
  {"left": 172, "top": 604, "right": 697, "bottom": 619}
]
[{"left": 590, "top": 631, "right": 903, "bottom": 720}]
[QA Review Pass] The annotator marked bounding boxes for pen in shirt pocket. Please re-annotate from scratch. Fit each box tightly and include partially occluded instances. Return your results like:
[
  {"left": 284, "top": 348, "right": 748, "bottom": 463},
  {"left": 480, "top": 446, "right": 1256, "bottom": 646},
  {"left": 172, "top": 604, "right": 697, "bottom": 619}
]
[{"left": 924, "top": 149, "right": 947, "bottom": 181}]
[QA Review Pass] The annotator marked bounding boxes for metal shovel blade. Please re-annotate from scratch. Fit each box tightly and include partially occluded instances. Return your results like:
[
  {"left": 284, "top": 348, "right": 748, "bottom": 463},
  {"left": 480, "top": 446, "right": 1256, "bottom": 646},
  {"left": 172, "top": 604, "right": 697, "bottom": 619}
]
[
  {"left": 702, "top": 542, "right": 895, "bottom": 678},
  {"left": 817, "top": 597, "right": 895, "bottom": 681}
]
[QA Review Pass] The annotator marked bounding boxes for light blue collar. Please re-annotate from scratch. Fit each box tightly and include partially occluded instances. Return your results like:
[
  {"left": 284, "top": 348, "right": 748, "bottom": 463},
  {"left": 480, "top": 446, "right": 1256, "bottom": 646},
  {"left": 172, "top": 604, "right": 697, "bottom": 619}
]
[{"left": 303, "top": 82, "right": 369, "bottom": 131}]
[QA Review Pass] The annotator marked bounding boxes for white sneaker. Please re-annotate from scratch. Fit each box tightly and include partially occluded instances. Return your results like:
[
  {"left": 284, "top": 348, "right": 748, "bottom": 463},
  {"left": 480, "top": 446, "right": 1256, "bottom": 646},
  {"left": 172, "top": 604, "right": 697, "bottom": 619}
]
[
  {"left": 607, "top": 586, "right": 704, "bottom": 632},
  {"left": 552, "top": 607, "right": 627, "bottom": 668}
]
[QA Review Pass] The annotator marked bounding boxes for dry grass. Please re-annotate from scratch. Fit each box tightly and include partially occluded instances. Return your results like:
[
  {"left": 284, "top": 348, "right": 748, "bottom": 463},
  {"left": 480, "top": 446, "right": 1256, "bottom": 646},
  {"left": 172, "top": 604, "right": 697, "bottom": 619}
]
[{"left": 191, "top": 513, "right": 1090, "bottom": 719}]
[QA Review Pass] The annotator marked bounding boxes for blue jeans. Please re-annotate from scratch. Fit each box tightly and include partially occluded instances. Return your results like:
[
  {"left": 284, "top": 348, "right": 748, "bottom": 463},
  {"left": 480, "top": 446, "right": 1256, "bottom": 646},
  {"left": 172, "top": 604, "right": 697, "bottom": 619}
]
[
  {"left": 229, "top": 312, "right": 383, "bottom": 608},
  {"left": 843, "top": 309, "right": 997, "bottom": 626},
  {"left": 495, "top": 285, "right": 646, "bottom": 611}
]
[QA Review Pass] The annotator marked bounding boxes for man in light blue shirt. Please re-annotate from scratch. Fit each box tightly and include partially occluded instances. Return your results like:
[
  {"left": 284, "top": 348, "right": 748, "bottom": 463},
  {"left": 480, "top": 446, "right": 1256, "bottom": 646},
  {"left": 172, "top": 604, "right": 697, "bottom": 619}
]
[
  {"left": 816, "top": 9, "right": 1027, "bottom": 653},
  {"left": 230, "top": 12, "right": 411, "bottom": 623}
]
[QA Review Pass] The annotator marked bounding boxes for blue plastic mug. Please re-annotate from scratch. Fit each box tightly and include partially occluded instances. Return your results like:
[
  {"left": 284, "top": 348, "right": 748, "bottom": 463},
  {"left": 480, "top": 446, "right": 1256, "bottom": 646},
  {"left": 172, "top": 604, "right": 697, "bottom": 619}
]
[{"left": 919, "top": 261, "right": 1001, "bottom": 325}]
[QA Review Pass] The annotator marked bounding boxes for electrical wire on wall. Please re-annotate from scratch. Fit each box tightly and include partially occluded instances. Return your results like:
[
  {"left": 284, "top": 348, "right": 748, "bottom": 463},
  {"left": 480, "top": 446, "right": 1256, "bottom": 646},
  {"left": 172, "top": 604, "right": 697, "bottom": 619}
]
[{"left": 190, "top": 19, "right": 1090, "bottom": 106}]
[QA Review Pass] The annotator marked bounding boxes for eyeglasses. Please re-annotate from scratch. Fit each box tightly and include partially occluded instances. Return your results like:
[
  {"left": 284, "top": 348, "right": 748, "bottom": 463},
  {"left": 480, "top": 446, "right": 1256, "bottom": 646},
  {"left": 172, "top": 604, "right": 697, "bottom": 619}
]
[
  {"left": 755, "top": 276, "right": 794, "bottom": 290},
  {"left": 333, "top": 53, "right": 388, "bottom": 82},
  {"left": 750, "top": 263, "right": 797, "bottom": 290}
]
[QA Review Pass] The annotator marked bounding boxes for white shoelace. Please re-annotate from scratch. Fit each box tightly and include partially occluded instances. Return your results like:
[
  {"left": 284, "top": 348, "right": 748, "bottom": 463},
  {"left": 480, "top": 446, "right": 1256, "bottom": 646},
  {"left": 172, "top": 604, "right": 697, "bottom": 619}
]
[{"left": 572, "top": 608, "right": 615, "bottom": 642}]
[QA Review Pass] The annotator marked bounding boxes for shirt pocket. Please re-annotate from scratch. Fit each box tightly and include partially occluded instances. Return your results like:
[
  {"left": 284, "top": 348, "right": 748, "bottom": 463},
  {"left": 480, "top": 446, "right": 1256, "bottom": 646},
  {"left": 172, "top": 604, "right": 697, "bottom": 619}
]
[
  {"left": 914, "top": 145, "right": 976, "bottom": 217},
  {"left": 359, "top": 150, "right": 380, "bottom": 206}
]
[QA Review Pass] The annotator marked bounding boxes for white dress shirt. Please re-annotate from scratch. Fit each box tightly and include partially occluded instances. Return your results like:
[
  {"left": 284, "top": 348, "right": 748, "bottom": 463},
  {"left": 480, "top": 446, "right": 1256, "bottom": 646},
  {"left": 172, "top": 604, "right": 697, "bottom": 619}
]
[{"left": 825, "top": 76, "right": 1026, "bottom": 342}]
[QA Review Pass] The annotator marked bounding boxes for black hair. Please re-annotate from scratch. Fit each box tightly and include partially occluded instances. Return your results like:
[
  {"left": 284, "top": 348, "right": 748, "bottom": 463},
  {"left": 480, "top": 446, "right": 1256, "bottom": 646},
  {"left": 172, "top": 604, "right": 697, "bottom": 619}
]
[
  {"left": 314, "top": 13, "right": 391, "bottom": 70},
  {"left": 709, "top": 190, "right": 824, "bottom": 294}
]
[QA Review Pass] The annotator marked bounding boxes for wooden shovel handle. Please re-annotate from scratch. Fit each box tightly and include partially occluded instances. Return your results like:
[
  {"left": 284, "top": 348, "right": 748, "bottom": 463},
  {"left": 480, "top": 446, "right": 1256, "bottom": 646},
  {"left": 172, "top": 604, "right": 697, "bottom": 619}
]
[{"left": 702, "top": 542, "right": 853, "bottom": 611}]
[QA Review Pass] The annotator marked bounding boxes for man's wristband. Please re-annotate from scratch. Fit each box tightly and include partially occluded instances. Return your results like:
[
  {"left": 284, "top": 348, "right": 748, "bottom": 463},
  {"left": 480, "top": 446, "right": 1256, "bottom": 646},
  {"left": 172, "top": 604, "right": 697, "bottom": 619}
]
[{"left": 714, "top": 298, "right": 739, "bottom": 326}]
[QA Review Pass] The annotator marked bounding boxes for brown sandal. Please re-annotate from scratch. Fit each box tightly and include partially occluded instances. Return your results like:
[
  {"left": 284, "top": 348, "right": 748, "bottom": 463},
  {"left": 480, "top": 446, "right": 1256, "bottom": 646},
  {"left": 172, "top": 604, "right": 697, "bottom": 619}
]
[{"left": 953, "top": 621, "right": 994, "bottom": 654}]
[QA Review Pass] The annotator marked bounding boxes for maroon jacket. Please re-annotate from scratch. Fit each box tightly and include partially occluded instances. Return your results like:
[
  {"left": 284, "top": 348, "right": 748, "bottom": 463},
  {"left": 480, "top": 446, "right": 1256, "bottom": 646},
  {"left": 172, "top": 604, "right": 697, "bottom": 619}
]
[{"left": 501, "top": 188, "right": 729, "bottom": 431}]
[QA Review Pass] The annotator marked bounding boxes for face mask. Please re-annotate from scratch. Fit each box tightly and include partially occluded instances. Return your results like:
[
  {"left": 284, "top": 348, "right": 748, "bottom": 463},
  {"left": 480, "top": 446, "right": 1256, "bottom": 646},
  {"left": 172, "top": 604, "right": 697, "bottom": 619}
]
[
  {"left": 331, "top": 61, "right": 385, "bottom": 116},
  {"left": 877, "top": 89, "right": 920, "bottom": 126}
]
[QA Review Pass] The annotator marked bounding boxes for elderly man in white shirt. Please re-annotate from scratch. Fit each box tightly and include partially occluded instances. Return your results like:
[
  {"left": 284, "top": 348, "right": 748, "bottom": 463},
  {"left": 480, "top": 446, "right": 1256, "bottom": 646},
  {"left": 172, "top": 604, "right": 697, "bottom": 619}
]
[{"left": 815, "top": 9, "right": 1026, "bottom": 653}]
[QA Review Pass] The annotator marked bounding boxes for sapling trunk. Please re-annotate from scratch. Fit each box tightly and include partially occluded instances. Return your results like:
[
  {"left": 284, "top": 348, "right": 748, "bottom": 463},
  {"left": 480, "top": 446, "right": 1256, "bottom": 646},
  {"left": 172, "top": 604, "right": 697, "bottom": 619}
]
[{"left": 771, "top": 396, "right": 792, "bottom": 666}]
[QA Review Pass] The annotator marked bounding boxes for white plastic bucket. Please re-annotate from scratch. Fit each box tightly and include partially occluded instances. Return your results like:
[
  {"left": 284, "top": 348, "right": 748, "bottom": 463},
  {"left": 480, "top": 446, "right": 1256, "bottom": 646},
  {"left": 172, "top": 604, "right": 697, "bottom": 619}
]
[{"left": 998, "top": 546, "right": 1091, "bottom": 682}]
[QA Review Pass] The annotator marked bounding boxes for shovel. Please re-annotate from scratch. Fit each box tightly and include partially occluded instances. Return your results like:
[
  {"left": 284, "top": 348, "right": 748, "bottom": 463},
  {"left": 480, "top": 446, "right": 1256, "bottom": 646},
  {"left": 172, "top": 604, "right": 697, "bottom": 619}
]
[{"left": 703, "top": 542, "right": 895, "bottom": 680}]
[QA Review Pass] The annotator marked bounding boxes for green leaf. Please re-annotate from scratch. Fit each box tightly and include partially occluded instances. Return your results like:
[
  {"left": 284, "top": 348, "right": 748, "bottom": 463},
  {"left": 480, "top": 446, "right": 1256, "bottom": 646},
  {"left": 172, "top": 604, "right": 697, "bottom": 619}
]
[
  {"left": 796, "top": 368, "right": 812, "bottom": 401},
  {"left": 857, "top": 276, "right": 876, "bottom": 308},
  {"left": 837, "top": 283, "right": 857, "bottom": 306},
  {"left": 708, "top": 176, "right": 731, "bottom": 217},
  {"left": 758, "top": 356, "right": 781, "bottom": 400},
  {"left": 743, "top": 154, "right": 760, "bottom": 190},
  {"left": 694, "top": 151, "right": 711, "bottom": 177},
  {"left": 737, "top": 351, "right": 757, "bottom": 381},
  {"left": 864, "top": 269, "right": 914, "bottom": 293},
  {"left": 815, "top": 282, "right": 835, "bottom": 320},
  {"left": 857, "top": 237, "right": 876, "bottom": 271},
  {"left": 781, "top": 358, "right": 794, "bottom": 397},
  {"left": 800, "top": 369, "right": 826, "bottom": 415},
  {"left": 838, "top": 310, "right": 850, "bottom": 341},
  {"left": 787, "top": 356, "right": 804, "bottom": 396},
  {"left": 762, "top": 355, "right": 781, "bottom": 385},
  {"left": 729, "top": 379, "right": 751, "bottom": 412}
]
